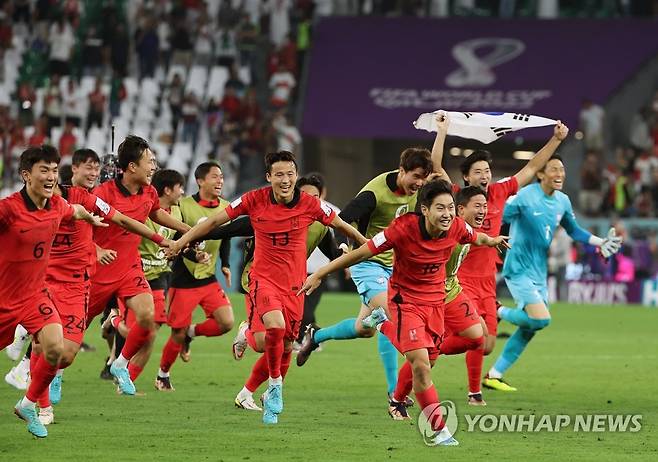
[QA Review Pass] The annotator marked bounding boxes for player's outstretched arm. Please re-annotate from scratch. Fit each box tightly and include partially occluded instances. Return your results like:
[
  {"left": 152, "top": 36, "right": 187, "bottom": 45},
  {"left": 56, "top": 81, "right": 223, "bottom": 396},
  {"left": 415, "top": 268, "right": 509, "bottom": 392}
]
[
  {"left": 329, "top": 215, "right": 367, "bottom": 246},
  {"left": 430, "top": 112, "right": 452, "bottom": 183},
  {"left": 298, "top": 243, "right": 374, "bottom": 295},
  {"left": 514, "top": 121, "right": 569, "bottom": 188},
  {"left": 110, "top": 211, "right": 171, "bottom": 246},
  {"left": 150, "top": 208, "right": 191, "bottom": 234},
  {"left": 72, "top": 204, "right": 108, "bottom": 227},
  {"left": 475, "top": 232, "right": 510, "bottom": 251},
  {"left": 171, "top": 209, "right": 231, "bottom": 253},
  {"left": 560, "top": 206, "right": 622, "bottom": 258}
]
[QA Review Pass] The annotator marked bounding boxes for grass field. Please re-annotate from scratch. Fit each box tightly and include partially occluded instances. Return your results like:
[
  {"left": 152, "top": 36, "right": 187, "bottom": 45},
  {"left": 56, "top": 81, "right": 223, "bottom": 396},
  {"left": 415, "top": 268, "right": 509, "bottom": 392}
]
[{"left": 0, "top": 293, "right": 657, "bottom": 461}]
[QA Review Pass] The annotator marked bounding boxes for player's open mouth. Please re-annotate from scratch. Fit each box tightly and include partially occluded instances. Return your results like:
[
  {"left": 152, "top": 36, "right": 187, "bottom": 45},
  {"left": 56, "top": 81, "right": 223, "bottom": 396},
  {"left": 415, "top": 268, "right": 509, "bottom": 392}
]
[
  {"left": 475, "top": 214, "right": 485, "bottom": 226},
  {"left": 44, "top": 183, "right": 54, "bottom": 193},
  {"left": 553, "top": 179, "right": 563, "bottom": 187},
  {"left": 439, "top": 217, "right": 452, "bottom": 227},
  {"left": 480, "top": 181, "right": 489, "bottom": 188}
]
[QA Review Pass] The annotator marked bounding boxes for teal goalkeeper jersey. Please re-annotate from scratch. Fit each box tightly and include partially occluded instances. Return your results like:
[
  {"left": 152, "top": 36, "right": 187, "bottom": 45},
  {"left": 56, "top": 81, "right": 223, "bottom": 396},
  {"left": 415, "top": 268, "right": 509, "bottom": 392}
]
[{"left": 502, "top": 183, "right": 591, "bottom": 284}]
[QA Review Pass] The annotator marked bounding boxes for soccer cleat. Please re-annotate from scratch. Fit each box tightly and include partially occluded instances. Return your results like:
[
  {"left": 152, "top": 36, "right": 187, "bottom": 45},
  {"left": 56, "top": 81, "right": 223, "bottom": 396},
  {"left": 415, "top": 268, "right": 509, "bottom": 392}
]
[
  {"left": 79, "top": 342, "right": 96, "bottom": 352},
  {"left": 361, "top": 307, "right": 388, "bottom": 329},
  {"left": 263, "top": 384, "right": 283, "bottom": 415},
  {"left": 388, "top": 392, "right": 414, "bottom": 408},
  {"left": 180, "top": 335, "right": 193, "bottom": 362},
  {"left": 232, "top": 321, "right": 249, "bottom": 361},
  {"left": 49, "top": 375, "right": 62, "bottom": 405},
  {"left": 100, "top": 359, "right": 113, "bottom": 381},
  {"left": 154, "top": 375, "right": 175, "bottom": 391},
  {"left": 467, "top": 392, "right": 487, "bottom": 406},
  {"left": 110, "top": 363, "right": 136, "bottom": 395},
  {"left": 433, "top": 426, "right": 459, "bottom": 446},
  {"left": 263, "top": 409, "right": 278, "bottom": 424},
  {"left": 38, "top": 406, "right": 55, "bottom": 425},
  {"left": 482, "top": 374, "right": 517, "bottom": 392},
  {"left": 235, "top": 393, "right": 262, "bottom": 411},
  {"left": 296, "top": 325, "right": 319, "bottom": 367},
  {"left": 388, "top": 400, "right": 411, "bottom": 420},
  {"left": 5, "top": 365, "right": 29, "bottom": 390},
  {"left": 5, "top": 330, "right": 28, "bottom": 361},
  {"left": 14, "top": 400, "right": 47, "bottom": 438}
]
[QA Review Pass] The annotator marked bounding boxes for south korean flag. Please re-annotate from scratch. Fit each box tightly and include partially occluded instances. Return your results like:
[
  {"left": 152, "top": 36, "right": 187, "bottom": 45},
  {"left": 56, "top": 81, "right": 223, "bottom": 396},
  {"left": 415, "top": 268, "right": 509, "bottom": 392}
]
[{"left": 413, "top": 111, "right": 556, "bottom": 144}]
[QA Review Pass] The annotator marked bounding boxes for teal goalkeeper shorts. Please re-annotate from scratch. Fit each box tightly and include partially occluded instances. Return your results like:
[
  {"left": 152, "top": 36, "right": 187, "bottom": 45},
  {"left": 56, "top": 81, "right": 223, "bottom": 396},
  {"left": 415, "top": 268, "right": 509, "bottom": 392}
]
[
  {"left": 505, "top": 274, "right": 549, "bottom": 310},
  {"left": 350, "top": 260, "right": 392, "bottom": 306}
]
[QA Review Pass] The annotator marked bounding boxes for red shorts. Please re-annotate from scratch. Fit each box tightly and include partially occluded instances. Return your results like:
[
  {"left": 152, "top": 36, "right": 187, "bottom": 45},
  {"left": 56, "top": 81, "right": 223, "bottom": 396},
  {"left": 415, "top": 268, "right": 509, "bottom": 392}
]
[
  {"left": 461, "top": 276, "right": 498, "bottom": 336},
  {"left": 443, "top": 290, "right": 481, "bottom": 336},
  {"left": 248, "top": 279, "right": 304, "bottom": 340},
  {"left": 87, "top": 266, "right": 152, "bottom": 325},
  {"left": 388, "top": 293, "right": 444, "bottom": 359},
  {"left": 167, "top": 281, "right": 231, "bottom": 329},
  {"left": 121, "top": 288, "right": 167, "bottom": 328},
  {"left": 47, "top": 279, "right": 90, "bottom": 345},
  {"left": 0, "top": 291, "right": 61, "bottom": 350},
  {"left": 245, "top": 294, "right": 264, "bottom": 333}
]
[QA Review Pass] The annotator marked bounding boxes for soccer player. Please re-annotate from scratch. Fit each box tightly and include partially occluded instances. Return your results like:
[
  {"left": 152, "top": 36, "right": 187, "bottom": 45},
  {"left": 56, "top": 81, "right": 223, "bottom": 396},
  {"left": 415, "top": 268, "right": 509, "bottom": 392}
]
[
  {"left": 170, "top": 151, "right": 365, "bottom": 424},
  {"left": 432, "top": 114, "right": 570, "bottom": 399},
  {"left": 35, "top": 149, "right": 177, "bottom": 423},
  {"left": 87, "top": 135, "right": 191, "bottom": 395},
  {"left": 299, "top": 180, "right": 508, "bottom": 446},
  {"left": 295, "top": 148, "right": 434, "bottom": 409},
  {"left": 1, "top": 145, "right": 106, "bottom": 438},
  {"left": 485, "top": 155, "right": 621, "bottom": 388},
  {"left": 155, "top": 162, "right": 235, "bottom": 390}
]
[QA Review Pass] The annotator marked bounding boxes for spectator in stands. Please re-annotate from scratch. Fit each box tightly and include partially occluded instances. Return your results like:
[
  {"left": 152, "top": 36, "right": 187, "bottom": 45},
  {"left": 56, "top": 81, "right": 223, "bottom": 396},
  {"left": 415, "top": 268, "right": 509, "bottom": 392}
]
[
  {"left": 58, "top": 121, "right": 77, "bottom": 158},
  {"left": 220, "top": 86, "right": 242, "bottom": 121},
  {"left": 87, "top": 78, "right": 106, "bottom": 130},
  {"left": 634, "top": 185, "right": 654, "bottom": 217},
  {"left": 633, "top": 150, "right": 658, "bottom": 189},
  {"left": 17, "top": 82, "right": 36, "bottom": 127},
  {"left": 49, "top": 17, "right": 75, "bottom": 76},
  {"left": 225, "top": 64, "right": 246, "bottom": 97},
  {"left": 194, "top": 19, "right": 214, "bottom": 66},
  {"left": 269, "top": 63, "right": 296, "bottom": 108},
  {"left": 579, "top": 151, "right": 602, "bottom": 216},
  {"left": 237, "top": 12, "right": 259, "bottom": 72},
  {"left": 110, "top": 22, "right": 130, "bottom": 77},
  {"left": 109, "top": 74, "right": 126, "bottom": 120},
  {"left": 168, "top": 73, "right": 184, "bottom": 134},
  {"left": 265, "top": 0, "right": 292, "bottom": 47},
  {"left": 239, "top": 87, "right": 262, "bottom": 127},
  {"left": 296, "top": 11, "right": 312, "bottom": 74},
  {"left": 158, "top": 13, "right": 172, "bottom": 70},
  {"left": 28, "top": 116, "right": 48, "bottom": 146},
  {"left": 579, "top": 98, "right": 605, "bottom": 152},
  {"left": 272, "top": 112, "right": 301, "bottom": 155},
  {"left": 136, "top": 18, "right": 160, "bottom": 80},
  {"left": 45, "top": 75, "right": 63, "bottom": 136},
  {"left": 82, "top": 26, "right": 104, "bottom": 77},
  {"left": 278, "top": 34, "right": 298, "bottom": 76},
  {"left": 211, "top": 139, "right": 240, "bottom": 199},
  {"left": 181, "top": 92, "right": 201, "bottom": 148},
  {"left": 216, "top": 26, "right": 238, "bottom": 68},
  {"left": 629, "top": 107, "right": 654, "bottom": 155},
  {"left": 171, "top": 19, "right": 193, "bottom": 67},
  {"left": 63, "top": 79, "right": 85, "bottom": 128},
  {"left": 0, "top": 16, "right": 12, "bottom": 50}
]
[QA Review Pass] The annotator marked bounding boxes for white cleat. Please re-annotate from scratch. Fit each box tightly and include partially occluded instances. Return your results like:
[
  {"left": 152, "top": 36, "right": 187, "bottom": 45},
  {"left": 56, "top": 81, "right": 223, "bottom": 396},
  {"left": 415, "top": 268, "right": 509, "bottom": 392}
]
[
  {"left": 5, "top": 325, "right": 29, "bottom": 361},
  {"left": 234, "top": 392, "right": 263, "bottom": 411},
  {"left": 38, "top": 406, "right": 55, "bottom": 425},
  {"left": 5, "top": 363, "right": 30, "bottom": 390},
  {"left": 433, "top": 426, "right": 459, "bottom": 446},
  {"left": 232, "top": 321, "right": 249, "bottom": 361}
]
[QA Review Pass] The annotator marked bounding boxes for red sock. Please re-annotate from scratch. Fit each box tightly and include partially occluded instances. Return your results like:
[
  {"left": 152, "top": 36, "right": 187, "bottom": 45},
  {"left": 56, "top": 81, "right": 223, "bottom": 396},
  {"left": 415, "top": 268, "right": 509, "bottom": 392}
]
[
  {"left": 465, "top": 347, "right": 485, "bottom": 394},
  {"left": 159, "top": 337, "right": 182, "bottom": 373},
  {"left": 415, "top": 385, "right": 445, "bottom": 432},
  {"left": 194, "top": 319, "right": 224, "bottom": 337},
  {"left": 393, "top": 361, "right": 413, "bottom": 402},
  {"left": 379, "top": 321, "right": 401, "bottom": 352},
  {"left": 38, "top": 388, "right": 51, "bottom": 408},
  {"left": 29, "top": 352, "right": 41, "bottom": 379},
  {"left": 440, "top": 335, "right": 484, "bottom": 355},
  {"left": 26, "top": 355, "right": 58, "bottom": 403},
  {"left": 245, "top": 354, "right": 269, "bottom": 393},
  {"left": 264, "top": 327, "right": 285, "bottom": 378},
  {"left": 128, "top": 363, "right": 144, "bottom": 381},
  {"left": 246, "top": 329, "right": 259, "bottom": 352},
  {"left": 121, "top": 324, "right": 152, "bottom": 360},
  {"left": 280, "top": 350, "right": 292, "bottom": 379}
]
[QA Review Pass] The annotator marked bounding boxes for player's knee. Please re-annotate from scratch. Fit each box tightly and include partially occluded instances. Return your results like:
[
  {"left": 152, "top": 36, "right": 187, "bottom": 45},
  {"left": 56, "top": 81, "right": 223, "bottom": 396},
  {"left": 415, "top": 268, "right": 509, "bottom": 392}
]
[
  {"left": 171, "top": 328, "right": 186, "bottom": 343},
  {"left": 43, "top": 344, "right": 64, "bottom": 366},
  {"left": 528, "top": 317, "right": 551, "bottom": 331},
  {"left": 471, "top": 336, "right": 485, "bottom": 350}
]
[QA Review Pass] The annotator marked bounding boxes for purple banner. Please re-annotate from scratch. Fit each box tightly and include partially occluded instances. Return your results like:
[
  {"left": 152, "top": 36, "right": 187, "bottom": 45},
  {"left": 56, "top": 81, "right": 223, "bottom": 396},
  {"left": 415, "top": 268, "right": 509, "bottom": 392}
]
[{"left": 302, "top": 18, "right": 658, "bottom": 139}]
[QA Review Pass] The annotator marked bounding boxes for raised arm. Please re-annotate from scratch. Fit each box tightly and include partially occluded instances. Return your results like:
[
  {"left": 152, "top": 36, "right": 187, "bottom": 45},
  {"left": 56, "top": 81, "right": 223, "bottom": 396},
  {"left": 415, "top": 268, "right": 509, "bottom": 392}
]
[
  {"left": 149, "top": 208, "right": 191, "bottom": 234},
  {"left": 172, "top": 208, "right": 232, "bottom": 253},
  {"left": 72, "top": 204, "right": 108, "bottom": 227},
  {"left": 111, "top": 211, "right": 171, "bottom": 246},
  {"left": 430, "top": 113, "right": 452, "bottom": 183},
  {"left": 514, "top": 121, "right": 569, "bottom": 188},
  {"left": 298, "top": 243, "right": 374, "bottom": 295}
]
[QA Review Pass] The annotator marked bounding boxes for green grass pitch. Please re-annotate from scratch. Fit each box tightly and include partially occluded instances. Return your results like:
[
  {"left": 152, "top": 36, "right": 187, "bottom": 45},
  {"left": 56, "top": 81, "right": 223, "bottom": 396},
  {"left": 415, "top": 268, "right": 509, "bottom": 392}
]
[{"left": 0, "top": 293, "right": 656, "bottom": 461}]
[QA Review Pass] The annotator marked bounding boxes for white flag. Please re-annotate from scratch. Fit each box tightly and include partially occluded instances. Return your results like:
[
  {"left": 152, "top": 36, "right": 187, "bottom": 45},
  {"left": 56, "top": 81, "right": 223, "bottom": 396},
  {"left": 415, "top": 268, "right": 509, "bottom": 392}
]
[{"left": 413, "top": 111, "right": 557, "bottom": 144}]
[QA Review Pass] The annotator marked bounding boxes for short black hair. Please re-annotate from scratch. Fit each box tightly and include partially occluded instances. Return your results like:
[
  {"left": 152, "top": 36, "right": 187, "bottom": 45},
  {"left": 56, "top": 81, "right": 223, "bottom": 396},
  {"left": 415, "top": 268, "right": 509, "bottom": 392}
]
[
  {"left": 400, "top": 148, "right": 433, "bottom": 177},
  {"left": 117, "top": 135, "right": 150, "bottom": 171},
  {"left": 459, "top": 150, "right": 492, "bottom": 180},
  {"left": 296, "top": 172, "right": 325, "bottom": 194},
  {"left": 194, "top": 161, "right": 222, "bottom": 181},
  {"left": 59, "top": 164, "right": 73, "bottom": 185},
  {"left": 539, "top": 154, "right": 564, "bottom": 173},
  {"left": 19, "top": 145, "right": 60, "bottom": 175},
  {"left": 72, "top": 148, "right": 100, "bottom": 166},
  {"left": 455, "top": 186, "right": 488, "bottom": 208},
  {"left": 152, "top": 169, "right": 185, "bottom": 196},
  {"left": 419, "top": 179, "right": 453, "bottom": 208},
  {"left": 265, "top": 151, "right": 297, "bottom": 173}
]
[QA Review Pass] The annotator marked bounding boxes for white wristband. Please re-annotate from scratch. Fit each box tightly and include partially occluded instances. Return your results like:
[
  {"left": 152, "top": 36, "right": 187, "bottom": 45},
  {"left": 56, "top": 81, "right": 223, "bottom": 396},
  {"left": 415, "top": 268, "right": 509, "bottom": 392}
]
[{"left": 588, "top": 235, "right": 604, "bottom": 247}]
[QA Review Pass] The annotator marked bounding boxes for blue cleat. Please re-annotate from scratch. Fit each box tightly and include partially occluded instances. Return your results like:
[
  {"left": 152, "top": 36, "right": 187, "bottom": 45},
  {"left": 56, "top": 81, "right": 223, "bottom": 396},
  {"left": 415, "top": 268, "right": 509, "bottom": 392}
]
[
  {"left": 263, "top": 384, "right": 283, "bottom": 415},
  {"left": 49, "top": 375, "right": 62, "bottom": 405},
  {"left": 110, "top": 363, "right": 135, "bottom": 395},
  {"left": 14, "top": 400, "right": 47, "bottom": 438},
  {"left": 262, "top": 409, "right": 278, "bottom": 424},
  {"left": 362, "top": 307, "right": 388, "bottom": 329}
]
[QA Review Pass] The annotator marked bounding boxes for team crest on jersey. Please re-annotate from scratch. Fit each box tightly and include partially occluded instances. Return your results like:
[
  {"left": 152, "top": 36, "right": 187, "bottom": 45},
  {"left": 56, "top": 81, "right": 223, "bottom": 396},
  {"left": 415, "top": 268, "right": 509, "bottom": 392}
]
[
  {"left": 409, "top": 329, "right": 418, "bottom": 342},
  {"left": 291, "top": 216, "right": 300, "bottom": 229},
  {"left": 395, "top": 204, "right": 409, "bottom": 218}
]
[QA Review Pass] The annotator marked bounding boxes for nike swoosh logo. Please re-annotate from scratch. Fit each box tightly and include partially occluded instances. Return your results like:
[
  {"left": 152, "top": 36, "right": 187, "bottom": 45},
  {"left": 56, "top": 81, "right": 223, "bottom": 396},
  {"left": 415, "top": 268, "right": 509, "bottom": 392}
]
[{"left": 533, "top": 212, "right": 543, "bottom": 216}]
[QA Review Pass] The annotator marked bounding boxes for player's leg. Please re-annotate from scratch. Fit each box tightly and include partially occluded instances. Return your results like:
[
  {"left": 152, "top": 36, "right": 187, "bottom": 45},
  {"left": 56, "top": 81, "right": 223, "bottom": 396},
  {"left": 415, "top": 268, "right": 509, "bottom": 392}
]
[
  {"left": 295, "top": 279, "right": 325, "bottom": 345},
  {"left": 261, "top": 308, "right": 286, "bottom": 423},
  {"left": 183, "top": 283, "right": 234, "bottom": 361},
  {"left": 235, "top": 330, "right": 266, "bottom": 411},
  {"left": 233, "top": 295, "right": 257, "bottom": 360},
  {"left": 439, "top": 293, "right": 485, "bottom": 356},
  {"left": 129, "top": 285, "right": 167, "bottom": 383}
]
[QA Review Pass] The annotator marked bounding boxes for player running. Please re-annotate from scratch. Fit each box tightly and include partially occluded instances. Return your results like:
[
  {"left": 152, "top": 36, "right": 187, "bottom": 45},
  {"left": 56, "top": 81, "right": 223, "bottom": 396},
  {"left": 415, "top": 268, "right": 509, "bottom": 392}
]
[
  {"left": 299, "top": 180, "right": 508, "bottom": 446},
  {"left": 1, "top": 146, "right": 107, "bottom": 438},
  {"left": 170, "top": 151, "right": 365, "bottom": 424},
  {"left": 485, "top": 155, "right": 621, "bottom": 389}
]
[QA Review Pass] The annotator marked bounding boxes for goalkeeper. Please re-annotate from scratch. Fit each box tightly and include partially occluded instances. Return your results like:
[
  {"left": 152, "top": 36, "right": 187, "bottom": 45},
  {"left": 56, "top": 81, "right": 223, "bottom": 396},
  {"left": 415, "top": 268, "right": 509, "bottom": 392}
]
[{"left": 484, "top": 154, "right": 622, "bottom": 391}]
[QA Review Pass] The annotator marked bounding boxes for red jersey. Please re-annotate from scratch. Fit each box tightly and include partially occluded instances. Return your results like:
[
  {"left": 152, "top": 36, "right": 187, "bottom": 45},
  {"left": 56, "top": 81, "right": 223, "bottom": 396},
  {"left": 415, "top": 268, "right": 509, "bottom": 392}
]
[
  {"left": 92, "top": 179, "right": 160, "bottom": 284},
  {"left": 0, "top": 189, "right": 74, "bottom": 306},
  {"left": 455, "top": 176, "right": 518, "bottom": 278},
  {"left": 367, "top": 214, "right": 476, "bottom": 304},
  {"left": 225, "top": 187, "right": 336, "bottom": 293},
  {"left": 47, "top": 186, "right": 117, "bottom": 283}
]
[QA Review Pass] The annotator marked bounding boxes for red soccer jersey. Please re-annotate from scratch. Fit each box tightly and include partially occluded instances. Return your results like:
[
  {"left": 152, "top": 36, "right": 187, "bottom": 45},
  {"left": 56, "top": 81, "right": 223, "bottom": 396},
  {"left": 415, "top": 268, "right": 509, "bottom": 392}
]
[
  {"left": 91, "top": 179, "right": 160, "bottom": 284},
  {"left": 47, "top": 186, "right": 117, "bottom": 283},
  {"left": 0, "top": 189, "right": 74, "bottom": 306},
  {"left": 225, "top": 187, "right": 336, "bottom": 293},
  {"left": 367, "top": 214, "right": 476, "bottom": 304},
  {"left": 455, "top": 176, "right": 518, "bottom": 278}
]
